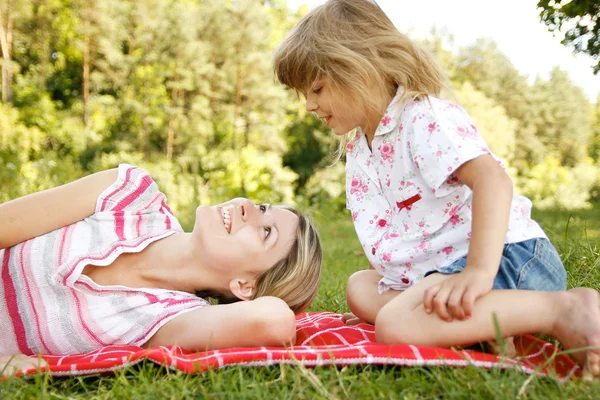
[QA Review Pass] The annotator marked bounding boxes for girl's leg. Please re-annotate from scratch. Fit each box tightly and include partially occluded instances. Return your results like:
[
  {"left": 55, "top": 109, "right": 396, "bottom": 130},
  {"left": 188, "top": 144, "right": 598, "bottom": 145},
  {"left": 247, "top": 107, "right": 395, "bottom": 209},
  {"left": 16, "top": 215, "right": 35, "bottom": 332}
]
[
  {"left": 345, "top": 269, "right": 402, "bottom": 324},
  {"left": 375, "top": 273, "right": 600, "bottom": 378}
]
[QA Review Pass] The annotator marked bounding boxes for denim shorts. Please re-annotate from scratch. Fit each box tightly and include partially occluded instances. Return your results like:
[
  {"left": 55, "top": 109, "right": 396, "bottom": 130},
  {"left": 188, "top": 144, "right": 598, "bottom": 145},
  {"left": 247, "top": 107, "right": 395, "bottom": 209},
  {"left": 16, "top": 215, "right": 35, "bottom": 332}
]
[{"left": 431, "top": 238, "right": 567, "bottom": 291}]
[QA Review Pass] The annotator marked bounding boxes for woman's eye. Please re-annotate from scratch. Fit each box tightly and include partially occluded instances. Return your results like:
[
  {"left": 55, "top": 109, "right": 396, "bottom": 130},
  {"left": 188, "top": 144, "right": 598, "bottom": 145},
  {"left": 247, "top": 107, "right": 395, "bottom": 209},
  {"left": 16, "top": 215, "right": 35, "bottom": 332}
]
[
  {"left": 259, "top": 204, "right": 267, "bottom": 213},
  {"left": 264, "top": 227, "right": 271, "bottom": 239}
]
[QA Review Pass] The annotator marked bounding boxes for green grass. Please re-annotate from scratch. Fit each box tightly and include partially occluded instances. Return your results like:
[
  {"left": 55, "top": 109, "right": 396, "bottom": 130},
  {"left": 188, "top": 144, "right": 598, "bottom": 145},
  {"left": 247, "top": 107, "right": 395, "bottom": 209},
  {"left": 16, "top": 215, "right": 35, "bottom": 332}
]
[{"left": 1, "top": 206, "right": 600, "bottom": 399}]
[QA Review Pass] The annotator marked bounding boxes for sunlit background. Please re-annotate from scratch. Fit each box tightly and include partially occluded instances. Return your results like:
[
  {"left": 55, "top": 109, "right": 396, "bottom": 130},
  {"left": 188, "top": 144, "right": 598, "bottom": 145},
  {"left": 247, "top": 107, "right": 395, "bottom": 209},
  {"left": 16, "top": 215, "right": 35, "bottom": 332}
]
[{"left": 1, "top": 0, "right": 599, "bottom": 230}]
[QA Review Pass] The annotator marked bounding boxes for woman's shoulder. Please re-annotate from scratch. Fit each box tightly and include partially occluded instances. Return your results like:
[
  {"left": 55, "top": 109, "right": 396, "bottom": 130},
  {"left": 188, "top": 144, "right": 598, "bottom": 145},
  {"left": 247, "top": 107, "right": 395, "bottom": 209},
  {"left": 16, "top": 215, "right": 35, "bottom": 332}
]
[{"left": 95, "top": 164, "right": 163, "bottom": 214}]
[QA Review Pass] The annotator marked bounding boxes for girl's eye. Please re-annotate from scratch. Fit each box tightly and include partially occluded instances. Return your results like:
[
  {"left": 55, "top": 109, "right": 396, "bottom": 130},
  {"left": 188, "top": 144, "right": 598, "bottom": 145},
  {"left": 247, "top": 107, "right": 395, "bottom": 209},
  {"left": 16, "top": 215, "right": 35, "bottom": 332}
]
[
  {"left": 313, "top": 87, "right": 322, "bottom": 94},
  {"left": 264, "top": 227, "right": 271, "bottom": 240},
  {"left": 259, "top": 204, "right": 267, "bottom": 213}
]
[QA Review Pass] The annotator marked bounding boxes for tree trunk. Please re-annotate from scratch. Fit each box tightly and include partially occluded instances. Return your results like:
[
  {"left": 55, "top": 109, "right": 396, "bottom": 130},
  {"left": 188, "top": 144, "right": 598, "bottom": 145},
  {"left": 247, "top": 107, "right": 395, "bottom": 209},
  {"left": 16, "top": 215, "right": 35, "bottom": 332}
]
[
  {"left": 233, "top": 62, "right": 246, "bottom": 196},
  {"left": 166, "top": 89, "right": 180, "bottom": 161},
  {"left": 0, "top": 0, "right": 13, "bottom": 103},
  {"left": 82, "top": 1, "right": 91, "bottom": 127}
]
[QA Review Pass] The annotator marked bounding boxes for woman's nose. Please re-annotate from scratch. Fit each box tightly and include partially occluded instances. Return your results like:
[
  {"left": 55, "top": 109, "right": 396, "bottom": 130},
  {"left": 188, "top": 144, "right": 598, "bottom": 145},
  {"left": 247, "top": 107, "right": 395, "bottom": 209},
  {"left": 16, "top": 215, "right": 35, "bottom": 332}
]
[{"left": 239, "top": 198, "right": 255, "bottom": 222}]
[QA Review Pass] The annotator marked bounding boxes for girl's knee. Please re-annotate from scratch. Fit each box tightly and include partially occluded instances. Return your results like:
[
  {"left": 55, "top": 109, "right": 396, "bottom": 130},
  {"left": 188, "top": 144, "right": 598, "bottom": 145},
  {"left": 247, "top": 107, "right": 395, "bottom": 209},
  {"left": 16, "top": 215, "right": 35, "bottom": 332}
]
[
  {"left": 346, "top": 270, "right": 377, "bottom": 313},
  {"left": 374, "top": 305, "right": 409, "bottom": 345}
]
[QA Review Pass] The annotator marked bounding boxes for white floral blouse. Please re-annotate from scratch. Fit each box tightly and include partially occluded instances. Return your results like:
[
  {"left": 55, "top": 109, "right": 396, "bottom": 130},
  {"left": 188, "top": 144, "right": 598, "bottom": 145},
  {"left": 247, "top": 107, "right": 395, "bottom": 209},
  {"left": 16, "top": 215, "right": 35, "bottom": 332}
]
[{"left": 345, "top": 88, "right": 546, "bottom": 293}]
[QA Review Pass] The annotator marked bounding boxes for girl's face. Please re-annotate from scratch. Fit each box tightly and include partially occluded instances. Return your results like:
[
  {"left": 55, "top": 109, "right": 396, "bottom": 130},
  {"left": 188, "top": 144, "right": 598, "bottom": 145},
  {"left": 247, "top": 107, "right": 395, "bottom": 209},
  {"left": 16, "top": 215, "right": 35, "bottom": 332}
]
[
  {"left": 192, "top": 198, "right": 298, "bottom": 277},
  {"left": 305, "top": 78, "right": 365, "bottom": 136}
]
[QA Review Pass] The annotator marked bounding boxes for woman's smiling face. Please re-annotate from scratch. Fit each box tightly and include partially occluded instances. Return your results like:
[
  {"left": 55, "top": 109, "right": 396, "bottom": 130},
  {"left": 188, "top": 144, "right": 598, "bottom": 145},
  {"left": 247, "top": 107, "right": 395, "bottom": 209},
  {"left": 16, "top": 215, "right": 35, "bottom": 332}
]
[{"left": 193, "top": 198, "right": 299, "bottom": 277}]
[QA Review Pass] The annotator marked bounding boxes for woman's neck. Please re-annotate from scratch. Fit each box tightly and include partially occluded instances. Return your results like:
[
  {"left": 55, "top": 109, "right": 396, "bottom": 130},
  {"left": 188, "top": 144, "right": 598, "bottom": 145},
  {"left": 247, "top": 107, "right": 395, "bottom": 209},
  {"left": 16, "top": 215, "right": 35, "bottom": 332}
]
[{"left": 83, "top": 233, "right": 226, "bottom": 295}]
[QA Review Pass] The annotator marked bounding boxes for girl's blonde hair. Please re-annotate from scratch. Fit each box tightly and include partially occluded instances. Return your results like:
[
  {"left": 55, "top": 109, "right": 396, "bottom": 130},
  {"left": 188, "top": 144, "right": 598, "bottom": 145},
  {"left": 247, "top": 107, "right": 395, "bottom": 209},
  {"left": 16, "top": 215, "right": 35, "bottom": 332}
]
[
  {"left": 197, "top": 207, "right": 322, "bottom": 314},
  {"left": 273, "top": 0, "right": 448, "bottom": 130}
]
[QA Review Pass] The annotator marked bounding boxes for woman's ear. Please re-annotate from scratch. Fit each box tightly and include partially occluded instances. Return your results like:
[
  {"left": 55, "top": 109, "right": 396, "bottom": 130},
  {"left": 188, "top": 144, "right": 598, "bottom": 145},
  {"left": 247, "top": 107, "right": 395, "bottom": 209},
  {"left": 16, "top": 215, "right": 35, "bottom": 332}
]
[{"left": 228, "top": 278, "right": 255, "bottom": 301}]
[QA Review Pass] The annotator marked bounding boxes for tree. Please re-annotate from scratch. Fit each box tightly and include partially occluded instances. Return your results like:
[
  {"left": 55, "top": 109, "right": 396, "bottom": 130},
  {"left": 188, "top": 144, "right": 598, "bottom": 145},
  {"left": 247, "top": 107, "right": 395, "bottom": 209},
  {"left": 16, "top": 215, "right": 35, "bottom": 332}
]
[
  {"left": 531, "top": 67, "right": 592, "bottom": 167},
  {"left": 454, "top": 38, "right": 544, "bottom": 170},
  {"left": 538, "top": 0, "right": 600, "bottom": 74}
]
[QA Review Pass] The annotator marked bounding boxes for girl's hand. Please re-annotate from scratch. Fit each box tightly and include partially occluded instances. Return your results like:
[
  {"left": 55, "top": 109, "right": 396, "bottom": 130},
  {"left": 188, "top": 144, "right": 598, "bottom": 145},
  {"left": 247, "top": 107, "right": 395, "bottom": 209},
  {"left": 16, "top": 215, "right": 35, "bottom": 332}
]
[{"left": 422, "top": 268, "right": 495, "bottom": 321}]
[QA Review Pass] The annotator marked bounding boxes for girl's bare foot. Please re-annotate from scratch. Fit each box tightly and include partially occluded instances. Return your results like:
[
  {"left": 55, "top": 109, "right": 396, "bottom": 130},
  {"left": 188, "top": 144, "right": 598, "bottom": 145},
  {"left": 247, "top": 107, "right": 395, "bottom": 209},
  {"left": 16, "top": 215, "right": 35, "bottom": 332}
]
[
  {"left": 485, "top": 336, "right": 517, "bottom": 358},
  {"left": 342, "top": 312, "right": 370, "bottom": 326},
  {"left": 552, "top": 288, "right": 600, "bottom": 379}
]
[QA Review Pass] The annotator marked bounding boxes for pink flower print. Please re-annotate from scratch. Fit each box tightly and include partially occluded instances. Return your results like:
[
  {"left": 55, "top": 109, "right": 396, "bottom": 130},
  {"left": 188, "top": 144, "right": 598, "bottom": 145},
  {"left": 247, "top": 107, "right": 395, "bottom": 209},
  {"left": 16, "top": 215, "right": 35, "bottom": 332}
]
[
  {"left": 378, "top": 141, "right": 395, "bottom": 162},
  {"left": 401, "top": 276, "right": 410, "bottom": 284},
  {"left": 377, "top": 218, "right": 388, "bottom": 229},
  {"left": 436, "top": 150, "right": 442, "bottom": 157},
  {"left": 457, "top": 125, "right": 477, "bottom": 138},
  {"left": 428, "top": 122, "right": 437, "bottom": 134},
  {"left": 346, "top": 142, "right": 355, "bottom": 153},
  {"left": 441, "top": 246, "right": 454, "bottom": 255},
  {"left": 399, "top": 123, "right": 404, "bottom": 132},
  {"left": 350, "top": 178, "right": 362, "bottom": 196},
  {"left": 416, "top": 240, "right": 427, "bottom": 252},
  {"left": 405, "top": 262, "right": 412, "bottom": 269},
  {"left": 371, "top": 241, "right": 380, "bottom": 256},
  {"left": 417, "top": 221, "right": 425, "bottom": 228},
  {"left": 403, "top": 223, "right": 409, "bottom": 232},
  {"left": 382, "top": 116, "right": 392, "bottom": 126},
  {"left": 382, "top": 252, "right": 392, "bottom": 262},
  {"left": 352, "top": 211, "right": 359, "bottom": 221},
  {"left": 384, "top": 231, "right": 399, "bottom": 239},
  {"left": 449, "top": 214, "right": 460, "bottom": 225}
]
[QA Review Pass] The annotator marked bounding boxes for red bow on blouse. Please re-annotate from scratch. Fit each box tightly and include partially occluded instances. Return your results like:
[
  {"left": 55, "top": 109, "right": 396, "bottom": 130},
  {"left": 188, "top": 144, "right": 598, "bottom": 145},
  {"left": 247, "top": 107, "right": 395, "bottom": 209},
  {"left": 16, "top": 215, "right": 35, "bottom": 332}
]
[{"left": 396, "top": 194, "right": 421, "bottom": 211}]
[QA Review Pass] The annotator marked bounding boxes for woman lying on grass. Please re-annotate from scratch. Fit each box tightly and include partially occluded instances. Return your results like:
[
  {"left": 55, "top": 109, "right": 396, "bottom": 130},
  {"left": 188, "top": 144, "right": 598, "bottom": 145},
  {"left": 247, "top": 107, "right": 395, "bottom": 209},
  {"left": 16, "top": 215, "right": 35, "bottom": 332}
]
[{"left": 0, "top": 164, "right": 322, "bottom": 375}]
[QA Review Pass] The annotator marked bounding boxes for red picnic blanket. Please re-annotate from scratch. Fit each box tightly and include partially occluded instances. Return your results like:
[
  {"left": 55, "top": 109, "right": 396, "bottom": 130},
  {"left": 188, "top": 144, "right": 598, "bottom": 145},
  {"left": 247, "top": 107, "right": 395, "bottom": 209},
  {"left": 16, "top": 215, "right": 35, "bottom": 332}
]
[{"left": 13, "top": 312, "right": 580, "bottom": 380}]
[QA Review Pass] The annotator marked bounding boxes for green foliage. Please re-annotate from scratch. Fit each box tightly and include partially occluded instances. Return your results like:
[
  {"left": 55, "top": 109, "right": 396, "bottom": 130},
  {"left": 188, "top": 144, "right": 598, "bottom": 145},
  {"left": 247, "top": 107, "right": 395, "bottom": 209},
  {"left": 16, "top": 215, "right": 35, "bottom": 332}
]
[
  {"left": 538, "top": 0, "right": 600, "bottom": 74},
  {"left": 518, "top": 156, "right": 598, "bottom": 210}
]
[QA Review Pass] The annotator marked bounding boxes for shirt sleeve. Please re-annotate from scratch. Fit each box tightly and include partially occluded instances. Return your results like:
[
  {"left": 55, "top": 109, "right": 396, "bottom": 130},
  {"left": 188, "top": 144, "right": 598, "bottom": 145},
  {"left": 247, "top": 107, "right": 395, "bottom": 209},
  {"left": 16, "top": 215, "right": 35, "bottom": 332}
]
[
  {"left": 406, "top": 99, "right": 490, "bottom": 194},
  {"left": 95, "top": 164, "right": 165, "bottom": 214}
]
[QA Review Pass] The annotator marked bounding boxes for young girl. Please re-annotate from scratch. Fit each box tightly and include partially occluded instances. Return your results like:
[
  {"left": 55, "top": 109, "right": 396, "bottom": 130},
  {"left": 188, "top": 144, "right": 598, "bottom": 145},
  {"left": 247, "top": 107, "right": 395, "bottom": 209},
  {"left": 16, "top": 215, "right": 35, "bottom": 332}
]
[
  {"left": 0, "top": 164, "right": 322, "bottom": 374},
  {"left": 273, "top": 0, "right": 600, "bottom": 378}
]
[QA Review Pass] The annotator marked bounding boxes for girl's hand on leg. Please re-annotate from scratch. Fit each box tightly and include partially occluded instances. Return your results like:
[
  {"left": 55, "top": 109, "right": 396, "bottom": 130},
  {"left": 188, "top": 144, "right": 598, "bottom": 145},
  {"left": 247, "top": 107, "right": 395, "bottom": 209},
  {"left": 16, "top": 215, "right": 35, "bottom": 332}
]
[{"left": 423, "top": 269, "right": 495, "bottom": 321}]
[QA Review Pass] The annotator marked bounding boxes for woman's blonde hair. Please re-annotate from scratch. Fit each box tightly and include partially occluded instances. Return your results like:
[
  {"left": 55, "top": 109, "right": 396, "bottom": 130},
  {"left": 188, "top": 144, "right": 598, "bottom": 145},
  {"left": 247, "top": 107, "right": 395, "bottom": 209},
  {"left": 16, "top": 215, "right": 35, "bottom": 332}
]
[
  {"left": 273, "top": 0, "right": 448, "bottom": 132},
  {"left": 253, "top": 207, "right": 322, "bottom": 314},
  {"left": 197, "top": 207, "right": 322, "bottom": 314}
]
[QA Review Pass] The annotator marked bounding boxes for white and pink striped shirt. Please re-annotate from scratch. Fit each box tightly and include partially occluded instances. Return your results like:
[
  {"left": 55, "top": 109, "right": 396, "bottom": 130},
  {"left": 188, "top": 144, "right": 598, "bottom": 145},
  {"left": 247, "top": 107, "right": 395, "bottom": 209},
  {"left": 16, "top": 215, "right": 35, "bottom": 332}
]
[{"left": 0, "top": 164, "right": 209, "bottom": 356}]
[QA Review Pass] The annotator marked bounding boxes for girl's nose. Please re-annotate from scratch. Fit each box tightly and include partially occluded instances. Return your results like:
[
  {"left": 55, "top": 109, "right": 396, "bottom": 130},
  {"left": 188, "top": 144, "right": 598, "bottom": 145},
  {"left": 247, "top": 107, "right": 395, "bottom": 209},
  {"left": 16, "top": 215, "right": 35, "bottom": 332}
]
[{"left": 305, "top": 93, "right": 318, "bottom": 112}]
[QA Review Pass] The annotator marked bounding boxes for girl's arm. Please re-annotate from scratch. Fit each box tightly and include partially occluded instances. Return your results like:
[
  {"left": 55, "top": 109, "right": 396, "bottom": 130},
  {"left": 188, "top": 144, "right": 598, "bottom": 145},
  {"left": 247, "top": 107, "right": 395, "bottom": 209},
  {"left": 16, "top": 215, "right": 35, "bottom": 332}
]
[
  {"left": 144, "top": 297, "right": 297, "bottom": 350},
  {"left": 0, "top": 169, "right": 118, "bottom": 249},
  {"left": 423, "top": 154, "right": 513, "bottom": 321}
]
